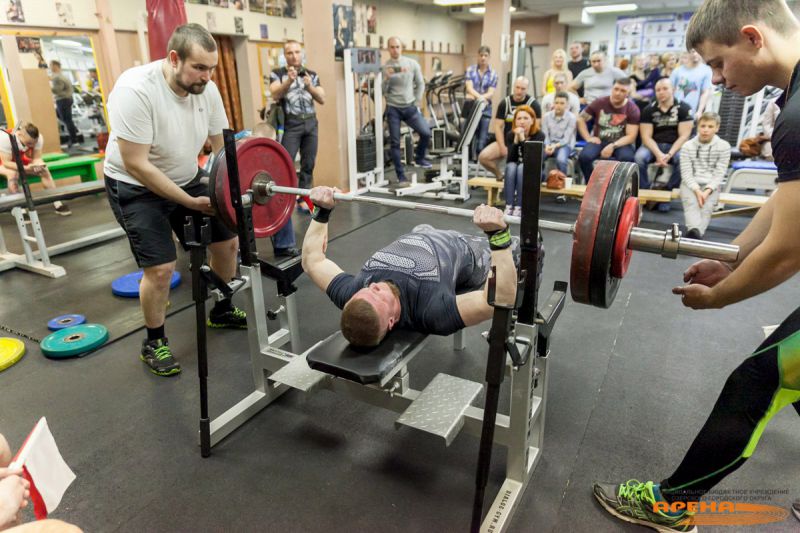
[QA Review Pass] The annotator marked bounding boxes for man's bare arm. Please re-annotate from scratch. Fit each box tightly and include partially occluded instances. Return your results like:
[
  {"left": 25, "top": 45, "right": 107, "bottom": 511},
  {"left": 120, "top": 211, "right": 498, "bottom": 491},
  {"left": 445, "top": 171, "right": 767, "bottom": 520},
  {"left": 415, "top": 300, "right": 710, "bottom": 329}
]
[
  {"left": 302, "top": 186, "right": 344, "bottom": 292},
  {"left": 456, "top": 205, "right": 517, "bottom": 326}
]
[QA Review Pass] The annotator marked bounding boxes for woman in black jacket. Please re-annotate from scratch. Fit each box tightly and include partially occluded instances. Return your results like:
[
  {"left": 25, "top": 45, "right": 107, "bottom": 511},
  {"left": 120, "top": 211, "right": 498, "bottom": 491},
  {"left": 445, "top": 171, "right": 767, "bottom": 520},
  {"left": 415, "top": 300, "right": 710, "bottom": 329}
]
[{"left": 503, "top": 105, "right": 545, "bottom": 216}]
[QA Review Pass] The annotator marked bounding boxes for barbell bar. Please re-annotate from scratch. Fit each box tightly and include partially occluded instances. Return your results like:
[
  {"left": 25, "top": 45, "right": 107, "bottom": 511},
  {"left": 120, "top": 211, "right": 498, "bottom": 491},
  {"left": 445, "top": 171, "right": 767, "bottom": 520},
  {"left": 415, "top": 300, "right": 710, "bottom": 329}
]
[
  {"left": 262, "top": 182, "right": 739, "bottom": 263},
  {"left": 211, "top": 137, "right": 741, "bottom": 309}
]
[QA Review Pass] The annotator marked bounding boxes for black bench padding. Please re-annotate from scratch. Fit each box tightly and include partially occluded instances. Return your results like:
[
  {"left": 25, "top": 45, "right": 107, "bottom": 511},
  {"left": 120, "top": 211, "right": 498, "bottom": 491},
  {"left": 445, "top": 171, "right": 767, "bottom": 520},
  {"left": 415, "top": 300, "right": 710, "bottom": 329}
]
[
  {"left": 0, "top": 181, "right": 106, "bottom": 212},
  {"left": 306, "top": 329, "right": 429, "bottom": 384}
]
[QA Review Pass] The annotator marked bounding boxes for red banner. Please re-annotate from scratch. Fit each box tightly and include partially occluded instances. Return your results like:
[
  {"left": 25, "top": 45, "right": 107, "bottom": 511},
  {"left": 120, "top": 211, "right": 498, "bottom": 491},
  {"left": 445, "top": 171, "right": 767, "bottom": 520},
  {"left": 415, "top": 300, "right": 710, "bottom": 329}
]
[{"left": 146, "top": 0, "right": 188, "bottom": 61}]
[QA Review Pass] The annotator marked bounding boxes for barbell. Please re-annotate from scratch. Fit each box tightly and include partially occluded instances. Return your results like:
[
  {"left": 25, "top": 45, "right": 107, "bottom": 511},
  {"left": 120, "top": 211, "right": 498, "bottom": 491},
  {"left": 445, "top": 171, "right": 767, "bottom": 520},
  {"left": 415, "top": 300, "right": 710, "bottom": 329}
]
[{"left": 209, "top": 137, "right": 740, "bottom": 309}]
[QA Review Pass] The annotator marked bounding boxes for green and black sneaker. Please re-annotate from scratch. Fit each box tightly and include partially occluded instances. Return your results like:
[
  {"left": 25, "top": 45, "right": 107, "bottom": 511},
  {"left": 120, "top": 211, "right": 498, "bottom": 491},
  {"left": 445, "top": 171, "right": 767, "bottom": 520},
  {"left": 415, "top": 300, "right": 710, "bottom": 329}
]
[
  {"left": 140, "top": 337, "right": 181, "bottom": 377},
  {"left": 593, "top": 480, "right": 697, "bottom": 533},
  {"left": 207, "top": 306, "right": 248, "bottom": 329}
]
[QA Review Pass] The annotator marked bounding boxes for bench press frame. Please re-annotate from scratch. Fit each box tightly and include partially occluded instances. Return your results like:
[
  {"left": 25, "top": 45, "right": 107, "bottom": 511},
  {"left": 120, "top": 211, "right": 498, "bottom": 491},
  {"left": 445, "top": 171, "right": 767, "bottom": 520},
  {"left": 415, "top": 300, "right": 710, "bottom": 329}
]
[
  {"left": 201, "top": 131, "right": 554, "bottom": 532},
  {"left": 0, "top": 135, "right": 123, "bottom": 278}
]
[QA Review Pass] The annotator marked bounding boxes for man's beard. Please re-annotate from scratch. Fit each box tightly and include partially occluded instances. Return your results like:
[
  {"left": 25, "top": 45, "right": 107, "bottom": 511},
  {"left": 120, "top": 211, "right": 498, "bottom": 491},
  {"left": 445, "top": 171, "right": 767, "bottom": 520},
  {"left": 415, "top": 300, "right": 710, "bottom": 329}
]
[{"left": 176, "top": 76, "right": 207, "bottom": 95}]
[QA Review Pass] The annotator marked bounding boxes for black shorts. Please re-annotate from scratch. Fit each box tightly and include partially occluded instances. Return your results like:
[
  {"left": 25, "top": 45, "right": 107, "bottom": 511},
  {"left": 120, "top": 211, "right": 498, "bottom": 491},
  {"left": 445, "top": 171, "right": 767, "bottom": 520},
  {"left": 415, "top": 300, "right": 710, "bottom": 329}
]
[{"left": 105, "top": 169, "right": 236, "bottom": 268}]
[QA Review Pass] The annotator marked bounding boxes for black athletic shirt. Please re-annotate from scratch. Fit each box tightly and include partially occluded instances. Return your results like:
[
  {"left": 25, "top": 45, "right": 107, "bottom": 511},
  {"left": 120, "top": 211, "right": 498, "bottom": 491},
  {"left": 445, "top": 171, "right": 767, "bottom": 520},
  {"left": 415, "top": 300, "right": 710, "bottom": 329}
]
[
  {"left": 640, "top": 100, "right": 693, "bottom": 145},
  {"left": 326, "top": 229, "right": 490, "bottom": 336},
  {"left": 774, "top": 60, "right": 800, "bottom": 182},
  {"left": 495, "top": 95, "right": 542, "bottom": 137}
]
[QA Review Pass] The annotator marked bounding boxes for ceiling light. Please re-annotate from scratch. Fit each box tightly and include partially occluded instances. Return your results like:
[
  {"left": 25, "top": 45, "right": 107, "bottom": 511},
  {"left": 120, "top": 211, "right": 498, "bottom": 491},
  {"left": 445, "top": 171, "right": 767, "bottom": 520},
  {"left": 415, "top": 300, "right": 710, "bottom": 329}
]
[
  {"left": 434, "top": 0, "right": 485, "bottom": 6},
  {"left": 469, "top": 6, "right": 516, "bottom": 14},
  {"left": 584, "top": 3, "right": 638, "bottom": 14},
  {"left": 52, "top": 39, "right": 82, "bottom": 48}
]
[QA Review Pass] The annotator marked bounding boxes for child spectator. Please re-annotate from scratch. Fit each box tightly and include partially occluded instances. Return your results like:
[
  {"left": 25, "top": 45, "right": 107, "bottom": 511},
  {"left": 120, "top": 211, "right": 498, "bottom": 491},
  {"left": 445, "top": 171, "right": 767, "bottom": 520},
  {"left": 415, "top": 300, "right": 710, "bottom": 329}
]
[{"left": 679, "top": 112, "right": 731, "bottom": 239}]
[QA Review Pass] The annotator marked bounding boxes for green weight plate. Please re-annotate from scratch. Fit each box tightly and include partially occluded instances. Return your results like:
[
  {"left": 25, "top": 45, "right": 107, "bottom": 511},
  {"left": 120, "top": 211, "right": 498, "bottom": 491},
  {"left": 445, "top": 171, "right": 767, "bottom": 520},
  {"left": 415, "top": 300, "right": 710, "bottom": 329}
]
[{"left": 41, "top": 324, "right": 109, "bottom": 359}]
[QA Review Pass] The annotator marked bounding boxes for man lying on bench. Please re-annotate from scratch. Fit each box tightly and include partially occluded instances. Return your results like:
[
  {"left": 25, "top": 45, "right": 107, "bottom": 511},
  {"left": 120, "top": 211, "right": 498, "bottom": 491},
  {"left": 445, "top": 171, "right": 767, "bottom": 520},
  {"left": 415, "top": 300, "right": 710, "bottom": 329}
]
[{"left": 302, "top": 186, "right": 527, "bottom": 347}]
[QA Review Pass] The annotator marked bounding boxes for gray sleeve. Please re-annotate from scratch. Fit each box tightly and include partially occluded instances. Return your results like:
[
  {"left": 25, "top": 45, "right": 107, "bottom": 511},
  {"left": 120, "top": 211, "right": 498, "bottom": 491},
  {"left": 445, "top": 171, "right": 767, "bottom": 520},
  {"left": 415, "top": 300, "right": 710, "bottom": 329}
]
[
  {"left": 413, "top": 61, "right": 425, "bottom": 104},
  {"left": 680, "top": 139, "right": 699, "bottom": 191},
  {"left": 573, "top": 69, "right": 587, "bottom": 88}
]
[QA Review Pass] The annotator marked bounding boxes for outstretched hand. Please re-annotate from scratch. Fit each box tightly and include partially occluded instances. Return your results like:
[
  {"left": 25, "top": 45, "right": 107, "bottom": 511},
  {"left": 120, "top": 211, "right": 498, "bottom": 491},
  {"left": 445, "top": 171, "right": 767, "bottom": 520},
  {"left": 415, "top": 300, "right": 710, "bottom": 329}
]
[
  {"left": 672, "top": 259, "right": 732, "bottom": 309},
  {"left": 473, "top": 204, "right": 508, "bottom": 233}
]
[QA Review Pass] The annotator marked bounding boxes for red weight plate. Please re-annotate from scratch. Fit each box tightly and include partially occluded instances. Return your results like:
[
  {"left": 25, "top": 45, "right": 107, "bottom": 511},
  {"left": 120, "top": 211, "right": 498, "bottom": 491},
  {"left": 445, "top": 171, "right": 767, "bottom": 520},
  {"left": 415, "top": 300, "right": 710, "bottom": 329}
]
[
  {"left": 611, "top": 197, "right": 640, "bottom": 279},
  {"left": 211, "top": 137, "right": 298, "bottom": 238},
  {"left": 570, "top": 161, "right": 620, "bottom": 305},
  {"left": 588, "top": 163, "right": 634, "bottom": 307}
]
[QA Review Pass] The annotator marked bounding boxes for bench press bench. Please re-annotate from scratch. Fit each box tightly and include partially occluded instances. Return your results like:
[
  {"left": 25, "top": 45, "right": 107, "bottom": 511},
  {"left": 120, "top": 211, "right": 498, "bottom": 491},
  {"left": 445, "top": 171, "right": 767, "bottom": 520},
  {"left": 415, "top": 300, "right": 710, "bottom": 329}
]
[
  {"left": 0, "top": 179, "right": 124, "bottom": 277},
  {"left": 269, "top": 329, "right": 482, "bottom": 446}
]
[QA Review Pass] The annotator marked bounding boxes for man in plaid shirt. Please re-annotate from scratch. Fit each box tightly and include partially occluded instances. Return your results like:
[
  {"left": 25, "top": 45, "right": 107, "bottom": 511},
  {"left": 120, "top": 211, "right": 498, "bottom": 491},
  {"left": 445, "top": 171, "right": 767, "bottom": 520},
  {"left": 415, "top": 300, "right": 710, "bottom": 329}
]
[{"left": 465, "top": 46, "right": 498, "bottom": 160}]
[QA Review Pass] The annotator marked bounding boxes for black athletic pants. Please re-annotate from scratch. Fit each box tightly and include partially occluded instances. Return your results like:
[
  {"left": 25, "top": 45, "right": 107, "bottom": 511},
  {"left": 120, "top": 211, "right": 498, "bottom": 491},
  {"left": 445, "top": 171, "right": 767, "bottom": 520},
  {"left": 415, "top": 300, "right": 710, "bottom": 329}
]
[{"left": 660, "top": 305, "right": 800, "bottom": 503}]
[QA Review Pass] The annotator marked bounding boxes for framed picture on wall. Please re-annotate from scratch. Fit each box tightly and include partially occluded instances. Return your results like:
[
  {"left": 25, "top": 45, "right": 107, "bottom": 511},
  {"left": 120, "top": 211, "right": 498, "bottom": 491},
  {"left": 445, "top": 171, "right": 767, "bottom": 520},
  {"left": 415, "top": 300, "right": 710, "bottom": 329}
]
[
  {"left": 231, "top": 0, "right": 246, "bottom": 10},
  {"left": 438, "top": 42, "right": 442, "bottom": 53},
  {"left": 248, "top": 0, "right": 264, "bottom": 12},
  {"left": 447, "top": 43, "right": 450, "bottom": 54},
  {"left": 55, "top": 2, "right": 75, "bottom": 26},
  {"left": 333, "top": 4, "right": 355, "bottom": 60},
  {"left": 367, "top": 5, "right": 376, "bottom": 34},
  {"left": 188, "top": 0, "right": 209, "bottom": 4},
  {"left": 283, "top": 0, "right": 297, "bottom": 18},
  {"left": 6, "top": 0, "right": 24, "bottom": 22},
  {"left": 412, "top": 39, "right": 416, "bottom": 51}
]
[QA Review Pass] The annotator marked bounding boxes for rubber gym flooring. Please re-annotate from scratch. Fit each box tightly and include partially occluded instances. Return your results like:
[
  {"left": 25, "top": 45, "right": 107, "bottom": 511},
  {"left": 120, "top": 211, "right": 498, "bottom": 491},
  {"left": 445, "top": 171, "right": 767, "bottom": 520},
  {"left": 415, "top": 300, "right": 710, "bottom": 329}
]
[{"left": 0, "top": 188, "right": 798, "bottom": 532}]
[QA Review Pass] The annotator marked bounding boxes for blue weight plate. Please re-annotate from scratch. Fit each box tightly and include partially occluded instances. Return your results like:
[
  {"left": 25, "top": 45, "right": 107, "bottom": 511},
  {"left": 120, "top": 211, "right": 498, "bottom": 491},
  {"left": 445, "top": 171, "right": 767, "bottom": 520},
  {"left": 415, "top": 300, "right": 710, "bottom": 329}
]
[
  {"left": 41, "top": 324, "right": 109, "bottom": 359},
  {"left": 47, "top": 314, "right": 87, "bottom": 331},
  {"left": 111, "top": 271, "right": 181, "bottom": 298}
]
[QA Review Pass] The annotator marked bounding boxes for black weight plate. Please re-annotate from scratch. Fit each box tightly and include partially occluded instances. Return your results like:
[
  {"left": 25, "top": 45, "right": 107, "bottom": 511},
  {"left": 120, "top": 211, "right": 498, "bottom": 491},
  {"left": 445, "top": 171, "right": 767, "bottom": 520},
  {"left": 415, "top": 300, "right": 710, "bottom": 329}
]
[{"left": 588, "top": 162, "right": 635, "bottom": 308}]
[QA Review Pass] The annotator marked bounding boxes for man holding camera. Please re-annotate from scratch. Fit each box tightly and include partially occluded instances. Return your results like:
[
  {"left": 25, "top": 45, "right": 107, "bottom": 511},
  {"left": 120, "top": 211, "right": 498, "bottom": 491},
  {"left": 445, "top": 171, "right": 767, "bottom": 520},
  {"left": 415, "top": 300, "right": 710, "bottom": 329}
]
[
  {"left": 269, "top": 39, "right": 325, "bottom": 257},
  {"left": 383, "top": 36, "right": 431, "bottom": 183}
]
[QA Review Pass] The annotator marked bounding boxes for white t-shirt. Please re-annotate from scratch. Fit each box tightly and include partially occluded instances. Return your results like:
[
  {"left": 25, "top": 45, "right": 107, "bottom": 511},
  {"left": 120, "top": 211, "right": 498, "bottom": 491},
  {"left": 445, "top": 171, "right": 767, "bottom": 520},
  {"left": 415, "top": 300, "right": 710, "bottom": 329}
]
[
  {"left": 0, "top": 130, "right": 43, "bottom": 161},
  {"left": 104, "top": 60, "right": 228, "bottom": 187}
]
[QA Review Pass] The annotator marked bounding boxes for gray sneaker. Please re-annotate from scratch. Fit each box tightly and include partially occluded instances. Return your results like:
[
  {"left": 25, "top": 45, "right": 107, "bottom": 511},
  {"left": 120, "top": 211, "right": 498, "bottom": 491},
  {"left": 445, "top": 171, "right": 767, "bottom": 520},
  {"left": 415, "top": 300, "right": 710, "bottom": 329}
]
[
  {"left": 792, "top": 498, "right": 799, "bottom": 522},
  {"left": 593, "top": 480, "right": 697, "bottom": 533},
  {"left": 140, "top": 337, "right": 181, "bottom": 376}
]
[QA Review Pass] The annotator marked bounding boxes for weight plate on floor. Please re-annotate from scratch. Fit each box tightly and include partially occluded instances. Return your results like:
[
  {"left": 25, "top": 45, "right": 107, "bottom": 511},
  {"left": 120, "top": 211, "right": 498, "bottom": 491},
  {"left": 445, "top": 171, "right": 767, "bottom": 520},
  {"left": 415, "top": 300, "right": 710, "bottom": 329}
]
[
  {"left": 0, "top": 337, "right": 25, "bottom": 372},
  {"left": 588, "top": 163, "right": 635, "bottom": 308},
  {"left": 111, "top": 271, "right": 181, "bottom": 298},
  {"left": 571, "top": 161, "right": 619, "bottom": 306},
  {"left": 41, "top": 324, "right": 109, "bottom": 359},
  {"left": 210, "top": 137, "right": 298, "bottom": 238},
  {"left": 611, "top": 197, "right": 640, "bottom": 279},
  {"left": 47, "top": 314, "right": 87, "bottom": 331}
]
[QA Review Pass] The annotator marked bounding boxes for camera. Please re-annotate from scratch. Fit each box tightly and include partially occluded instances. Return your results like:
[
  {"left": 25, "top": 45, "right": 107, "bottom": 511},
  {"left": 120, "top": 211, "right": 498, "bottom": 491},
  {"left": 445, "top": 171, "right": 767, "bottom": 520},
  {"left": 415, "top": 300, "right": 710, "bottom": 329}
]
[{"left": 295, "top": 67, "right": 307, "bottom": 77}]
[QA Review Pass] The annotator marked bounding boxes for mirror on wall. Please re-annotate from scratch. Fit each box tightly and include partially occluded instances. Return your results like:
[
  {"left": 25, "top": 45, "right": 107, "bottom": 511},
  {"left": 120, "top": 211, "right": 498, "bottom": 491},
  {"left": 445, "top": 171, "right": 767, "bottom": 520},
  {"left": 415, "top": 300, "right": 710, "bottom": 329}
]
[{"left": 34, "top": 35, "right": 107, "bottom": 151}]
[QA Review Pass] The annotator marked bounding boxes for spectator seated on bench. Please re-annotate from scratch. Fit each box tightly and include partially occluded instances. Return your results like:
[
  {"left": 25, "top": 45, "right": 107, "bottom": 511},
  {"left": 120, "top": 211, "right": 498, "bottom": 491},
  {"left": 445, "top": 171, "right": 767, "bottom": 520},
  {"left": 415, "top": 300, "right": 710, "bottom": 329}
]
[
  {"left": 503, "top": 106, "right": 545, "bottom": 216},
  {"left": 477, "top": 76, "right": 541, "bottom": 181},
  {"left": 634, "top": 78, "right": 693, "bottom": 191},
  {"left": 679, "top": 112, "right": 731, "bottom": 239},
  {"left": 576, "top": 77, "right": 640, "bottom": 184},
  {"left": 0, "top": 121, "right": 71, "bottom": 216},
  {"left": 541, "top": 92, "right": 577, "bottom": 177}
]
